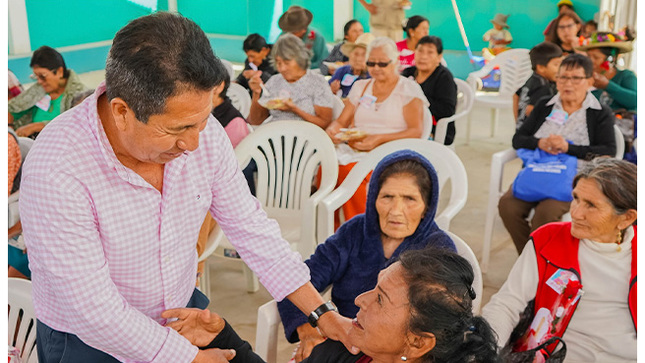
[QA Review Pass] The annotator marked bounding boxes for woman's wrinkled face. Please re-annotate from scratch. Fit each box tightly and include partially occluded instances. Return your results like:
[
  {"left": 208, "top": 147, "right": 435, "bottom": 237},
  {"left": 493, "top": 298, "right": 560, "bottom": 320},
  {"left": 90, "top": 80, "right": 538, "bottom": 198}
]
[
  {"left": 275, "top": 55, "right": 305, "bottom": 82},
  {"left": 366, "top": 47, "right": 397, "bottom": 81},
  {"left": 556, "top": 65, "right": 592, "bottom": 104},
  {"left": 350, "top": 263, "right": 411, "bottom": 359},
  {"left": 414, "top": 43, "right": 442, "bottom": 72},
  {"left": 32, "top": 66, "right": 64, "bottom": 94},
  {"left": 409, "top": 21, "right": 430, "bottom": 42},
  {"left": 556, "top": 16, "right": 581, "bottom": 44},
  {"left": 376, "top": 174, "right": 426, "bottom": 241},
  {"left": 570, "top": 178, "right": 635, "bottom": 243},
  {"left": 349, "top": 47, "right": 367, "bottom": 72},
  {"left": 586, "top": 48, "right": 610, "bottom": 73},
  {"left": 346, "top": 22, "right": 364, "bottom": 43}
]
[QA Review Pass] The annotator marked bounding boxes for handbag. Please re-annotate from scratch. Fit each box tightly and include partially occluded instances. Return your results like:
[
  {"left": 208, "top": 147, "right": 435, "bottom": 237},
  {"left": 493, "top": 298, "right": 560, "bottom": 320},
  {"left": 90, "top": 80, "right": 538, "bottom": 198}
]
[
  {"left": 500, "top": 300, "right": 568, "bottom": 363},
  {"left": 512, "top": 148, "right": 577, "bottom": 202}
]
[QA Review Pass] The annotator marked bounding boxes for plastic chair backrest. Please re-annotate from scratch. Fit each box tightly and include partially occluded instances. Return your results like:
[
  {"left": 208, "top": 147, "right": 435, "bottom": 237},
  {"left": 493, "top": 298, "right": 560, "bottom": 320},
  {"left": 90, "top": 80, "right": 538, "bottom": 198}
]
[
  {"left": 318, "top": 138, "right": 467, "bottom": 243},
  {"left": 220, "top": 59, "right": 235, "bottom": 80},
  {"left": 235, "top": 120, "right": 339, "bottom": 256},
  {"left": 227, "top": 82, "right": 252, "bottom": 119},
  {"left": 9, "top": 278, "right": 38, "bottom": 363},
  {"left": 434, "top": 78, "right": 475, "bottom": 145},
  {"left": 614, "top": 124, "right": 625, "bottom": 159},
  {"left": 468, "top": 49, "right": 532, "bottom": 97},
  {"left": 421, "top": 107, "right": 432, "bottom": 140},
  {"left": 332, "top": 96, "right": 345, "bottom": 120},
  {"left": 446, "top": 231, "right": 483, "bottom": 313}
]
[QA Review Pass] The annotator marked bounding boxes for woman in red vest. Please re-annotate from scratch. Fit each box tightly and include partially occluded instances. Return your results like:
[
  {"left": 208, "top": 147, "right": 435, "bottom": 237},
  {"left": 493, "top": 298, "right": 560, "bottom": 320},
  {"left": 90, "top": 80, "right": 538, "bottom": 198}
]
[{"left": 483, "top": 157, "right": 637, "bottom": 362}]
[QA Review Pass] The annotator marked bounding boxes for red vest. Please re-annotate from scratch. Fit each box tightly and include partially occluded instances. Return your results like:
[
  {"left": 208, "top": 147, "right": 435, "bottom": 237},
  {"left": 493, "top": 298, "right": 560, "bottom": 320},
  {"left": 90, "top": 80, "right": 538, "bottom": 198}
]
[{"left": 531, "top": 222, "right": 637, "bottom": 346}]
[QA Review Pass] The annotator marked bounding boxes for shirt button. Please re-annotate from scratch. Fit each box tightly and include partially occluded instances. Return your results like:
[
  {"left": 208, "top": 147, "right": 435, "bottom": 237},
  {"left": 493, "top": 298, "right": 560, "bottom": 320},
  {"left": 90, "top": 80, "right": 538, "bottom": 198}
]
[{"left": 163, "top": 256, "right": 170, "bottom": 263}]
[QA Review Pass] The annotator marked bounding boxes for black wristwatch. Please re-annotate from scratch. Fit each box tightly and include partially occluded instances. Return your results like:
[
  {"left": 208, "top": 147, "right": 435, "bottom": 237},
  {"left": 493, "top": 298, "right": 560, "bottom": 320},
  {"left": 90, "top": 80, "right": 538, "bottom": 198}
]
[{"left": 307, "top": 301, "right": 338, "bottom": 328}]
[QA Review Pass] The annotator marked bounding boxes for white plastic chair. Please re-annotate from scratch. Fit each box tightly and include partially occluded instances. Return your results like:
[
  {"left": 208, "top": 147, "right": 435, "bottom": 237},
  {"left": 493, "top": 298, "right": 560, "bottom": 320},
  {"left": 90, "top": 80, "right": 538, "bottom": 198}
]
[
  {"left": 227, "top": 82, "right": 252, "bottom": 119},
  {"left": 434, "top": 78, "right": 475, "bottom": 147},
  {"left": 421, "top": 107, "right": 432, "bottom": 140},
  {"left": 254, "top": 231, "right": 481, "bottom": 363},
  {"left": 481, "top": 124, "right": 625, "bottom": 273},
  {"left": 220, "top": 59, "right": 235, "bottom": 81},
  {"left": 331, "top": 96, "right": 345, "bottom": 120},
  {"left": 465, "top": 49, "right": 532, "bottom": 143},
  {"left": 318, "top": 138, "right": 467, "bottom": 244},
  {"left": 9, "top": 278, "right": 38, "bottom": 363},
  {"left": 199, "top": 121, "right": 339, "bottom": 293}
]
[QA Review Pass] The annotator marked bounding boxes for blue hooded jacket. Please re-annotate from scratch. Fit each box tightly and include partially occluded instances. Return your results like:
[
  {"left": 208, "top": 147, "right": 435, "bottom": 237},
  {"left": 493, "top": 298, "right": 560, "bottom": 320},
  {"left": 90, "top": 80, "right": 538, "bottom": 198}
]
[{"left": 276, "top": 149, "right": 456, "bottom": 343}]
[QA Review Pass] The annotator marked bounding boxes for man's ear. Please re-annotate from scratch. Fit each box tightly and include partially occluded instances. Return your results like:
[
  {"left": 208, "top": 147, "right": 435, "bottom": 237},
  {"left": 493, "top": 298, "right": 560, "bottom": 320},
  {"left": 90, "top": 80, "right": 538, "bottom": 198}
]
[
  {"left": 110, "top": 97, "right": 131, "bottom": 131},
  {"left": 404, "top": 331, "right": 436, "bottom": 360}
]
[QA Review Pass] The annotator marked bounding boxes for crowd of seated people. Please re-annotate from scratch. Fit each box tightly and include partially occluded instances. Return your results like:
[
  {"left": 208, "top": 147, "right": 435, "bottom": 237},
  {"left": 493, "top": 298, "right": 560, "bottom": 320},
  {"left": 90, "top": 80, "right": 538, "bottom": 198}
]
[{"left": 8, "top": 4, "right": 638, "bottom": 363}]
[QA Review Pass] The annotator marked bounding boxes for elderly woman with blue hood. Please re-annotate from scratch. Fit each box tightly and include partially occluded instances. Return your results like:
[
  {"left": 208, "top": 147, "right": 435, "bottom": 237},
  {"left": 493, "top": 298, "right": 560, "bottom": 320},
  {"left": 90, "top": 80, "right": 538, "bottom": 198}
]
[{"left": 276, "top": 149, "right": 456, "bottom": 362}]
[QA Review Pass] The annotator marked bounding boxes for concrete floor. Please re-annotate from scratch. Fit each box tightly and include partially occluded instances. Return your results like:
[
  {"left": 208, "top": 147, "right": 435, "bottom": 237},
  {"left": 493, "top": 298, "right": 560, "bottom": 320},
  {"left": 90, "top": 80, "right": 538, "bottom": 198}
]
[{"left": 77, "top": 70, "right": 524, "bottom": 361}]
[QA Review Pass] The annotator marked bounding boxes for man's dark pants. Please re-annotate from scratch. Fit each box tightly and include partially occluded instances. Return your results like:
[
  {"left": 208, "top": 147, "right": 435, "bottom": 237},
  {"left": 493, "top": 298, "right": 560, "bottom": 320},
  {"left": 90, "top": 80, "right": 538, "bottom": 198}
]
[{"left": 36, "top": 288, "right": 209, "bottom": 363}]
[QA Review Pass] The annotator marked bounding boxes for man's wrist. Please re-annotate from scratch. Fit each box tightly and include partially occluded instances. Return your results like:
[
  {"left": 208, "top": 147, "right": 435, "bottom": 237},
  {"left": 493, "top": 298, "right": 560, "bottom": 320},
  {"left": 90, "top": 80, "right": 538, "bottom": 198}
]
[{"left": 308, "top": 301, "right": 338, "bottom": 328}]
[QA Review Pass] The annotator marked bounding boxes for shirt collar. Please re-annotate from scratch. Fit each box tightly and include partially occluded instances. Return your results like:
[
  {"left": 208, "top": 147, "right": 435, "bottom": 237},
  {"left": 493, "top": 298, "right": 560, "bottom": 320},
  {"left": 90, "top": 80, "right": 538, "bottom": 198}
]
[
  {"left": 89, "top": 81, "right": 189, "bottom": 188},
  {"left": 546, "top": 91, "right": 602, "bottom": 111}
]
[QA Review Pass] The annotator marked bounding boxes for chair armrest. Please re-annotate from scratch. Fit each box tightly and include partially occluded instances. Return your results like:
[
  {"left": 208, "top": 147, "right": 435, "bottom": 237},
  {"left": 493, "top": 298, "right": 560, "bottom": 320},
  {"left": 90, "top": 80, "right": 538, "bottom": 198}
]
[{"left": 255, "top": 300, "right": 281, "bottom": 363}]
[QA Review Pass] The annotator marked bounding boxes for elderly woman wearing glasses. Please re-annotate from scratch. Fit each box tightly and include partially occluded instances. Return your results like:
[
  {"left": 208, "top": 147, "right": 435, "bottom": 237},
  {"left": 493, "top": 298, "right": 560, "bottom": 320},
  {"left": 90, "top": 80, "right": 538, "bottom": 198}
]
[
  {"left": 325, "top": 36, "right": 429, "bottom": 224},
  {"left": 499, "top": 54, "right": 616, "bottom": 254},
  {"left": 9, "top": 46, "right": 89, "bottom": 138}
]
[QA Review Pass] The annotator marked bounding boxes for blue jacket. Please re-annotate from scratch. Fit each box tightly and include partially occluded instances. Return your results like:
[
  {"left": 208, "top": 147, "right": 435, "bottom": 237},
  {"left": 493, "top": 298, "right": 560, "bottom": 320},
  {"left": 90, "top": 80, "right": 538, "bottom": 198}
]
[{"left": 276, "top": 149, "right": 456, "bottom": 343}]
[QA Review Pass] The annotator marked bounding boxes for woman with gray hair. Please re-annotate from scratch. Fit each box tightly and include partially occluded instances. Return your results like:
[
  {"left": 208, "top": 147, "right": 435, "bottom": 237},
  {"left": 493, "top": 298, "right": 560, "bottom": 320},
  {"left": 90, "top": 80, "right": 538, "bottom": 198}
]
[
  {"left": 483, "top": 157, "right": 637, "bottom": 362},
  {"left": 248, "top": 33, "right": 335, "bottom": 127},
  {"left": 324, "top": 36, "right": 429, "bottom": 223}
]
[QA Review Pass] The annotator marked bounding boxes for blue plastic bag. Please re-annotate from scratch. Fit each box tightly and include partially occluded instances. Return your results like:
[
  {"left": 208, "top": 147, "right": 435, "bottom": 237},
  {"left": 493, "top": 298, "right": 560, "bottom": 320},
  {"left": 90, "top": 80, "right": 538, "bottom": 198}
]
[{"left": 512, "top": 148, "right": 578, "bottom": 202}]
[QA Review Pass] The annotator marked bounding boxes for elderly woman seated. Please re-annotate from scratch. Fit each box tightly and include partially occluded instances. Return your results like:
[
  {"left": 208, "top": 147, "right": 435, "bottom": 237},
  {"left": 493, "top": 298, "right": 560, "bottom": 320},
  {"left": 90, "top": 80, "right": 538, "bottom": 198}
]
[
  {"left": 325, "top": 36, "right": 429, "bottom": 223},
  {"left": 499, "top": 54, "right": 616, "bottom": 253},
  {"left": 328, "top": 33, "right": 374, "bottom": 98},
  {"left": 278, "top": 150, "right": 455, "bottom": 361},
  {"left": 401, "top": 35, "right": 457, "bottom": 145},
  {"left": 247, "top": 33, "right": 335, "bottom": 128},
  {"left": 163, "top": 247, "right": 500, "bottom": 363},
  {"left": 484, "top": 157, "right": 637, "bottom": 362},
  {"left": 9, "top": 46, "right": 89, "bottom": 138}
]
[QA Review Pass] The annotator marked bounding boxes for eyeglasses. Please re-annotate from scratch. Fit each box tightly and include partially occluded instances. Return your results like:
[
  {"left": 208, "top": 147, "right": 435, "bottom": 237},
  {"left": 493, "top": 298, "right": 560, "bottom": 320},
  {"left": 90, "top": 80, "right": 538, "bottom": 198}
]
[
  {"left": 366, "top": 60, "right": 392, "bottom": 68},
  {"left": 29, "top": 70, "right": 53, "bottom": 81},
  {"left": 557, "top": 23, "right": 577, "bottom": 30},
  {"left": 556, "top": 75, "right": 588, "bottom": 84}
]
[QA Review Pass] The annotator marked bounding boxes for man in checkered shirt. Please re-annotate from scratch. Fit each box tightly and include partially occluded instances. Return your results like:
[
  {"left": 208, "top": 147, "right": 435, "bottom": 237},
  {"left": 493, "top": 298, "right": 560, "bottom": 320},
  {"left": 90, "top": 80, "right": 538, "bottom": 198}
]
[{"left": 20, "top": 12, "right": 351, "bottom": 363}]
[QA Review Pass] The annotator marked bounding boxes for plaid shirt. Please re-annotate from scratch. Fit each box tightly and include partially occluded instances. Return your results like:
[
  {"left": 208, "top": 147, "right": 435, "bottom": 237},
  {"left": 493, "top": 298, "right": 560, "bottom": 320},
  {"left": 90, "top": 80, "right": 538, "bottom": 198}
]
[{"left": 20, "top": 82, "right": 310, "bottom": 363}]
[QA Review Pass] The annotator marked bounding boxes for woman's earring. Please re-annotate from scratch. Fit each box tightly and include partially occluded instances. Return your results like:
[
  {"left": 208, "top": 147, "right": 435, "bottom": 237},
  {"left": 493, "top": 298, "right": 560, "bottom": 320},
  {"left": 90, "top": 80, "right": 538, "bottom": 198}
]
[{"left": 401, "top": 357, "right": 407, "bottom": 361}]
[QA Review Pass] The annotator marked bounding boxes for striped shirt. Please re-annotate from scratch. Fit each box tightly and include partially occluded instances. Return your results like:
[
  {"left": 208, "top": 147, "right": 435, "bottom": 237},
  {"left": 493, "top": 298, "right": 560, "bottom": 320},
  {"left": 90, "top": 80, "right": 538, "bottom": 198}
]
[{"left": 20, "top": 82, "right": 310, "bottom": 363}]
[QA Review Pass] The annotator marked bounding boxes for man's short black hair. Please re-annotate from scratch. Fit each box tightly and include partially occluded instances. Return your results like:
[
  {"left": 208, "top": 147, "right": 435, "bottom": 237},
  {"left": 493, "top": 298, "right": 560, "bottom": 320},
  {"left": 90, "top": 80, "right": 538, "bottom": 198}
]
[
  {"left": 30, "top": 46, "right": 69, "bottom": 78},
  {"left": 105, "top": 12, "right": 228, "bottom": 123},
  {"left": 560, "top": 53, "right": 593, "bottom": 77},
  {"left": 243, "top": 33, "right": 270, "bottom": 53},
  {"left": 416, "top": 35, "right": 443, "bottom": 54},
  {"left": 529, "top": 42, "right": 563, "bottom": 70}
]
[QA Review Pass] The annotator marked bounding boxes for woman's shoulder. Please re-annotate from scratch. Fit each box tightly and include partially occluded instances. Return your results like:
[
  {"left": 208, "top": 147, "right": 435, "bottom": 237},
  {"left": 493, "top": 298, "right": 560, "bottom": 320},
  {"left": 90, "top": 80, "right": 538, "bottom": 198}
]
[{"left": 304, "top": 340, "right": 363, "bottom": 363}]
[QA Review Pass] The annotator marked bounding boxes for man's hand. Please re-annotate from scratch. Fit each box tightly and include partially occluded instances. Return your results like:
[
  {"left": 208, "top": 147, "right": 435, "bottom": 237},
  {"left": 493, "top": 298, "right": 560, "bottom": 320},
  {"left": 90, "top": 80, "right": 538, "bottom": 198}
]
[
  {"left": 362, "top": 2, "right": 378, "bottom": 14},
  {"left": 242, "top": 70, "right": 258, "bottom": 80},
  {"left": 162, "top": 308, "right": 226, "bottom": 348},
  {"left": 316, "top": 312, "right": 360, "bottom": 355},
  {"left": 193, "top": 348, "right": 236, "bottom": 363},
  {"left": 294, "top": 323, "right": 326, "bottom": 362}
]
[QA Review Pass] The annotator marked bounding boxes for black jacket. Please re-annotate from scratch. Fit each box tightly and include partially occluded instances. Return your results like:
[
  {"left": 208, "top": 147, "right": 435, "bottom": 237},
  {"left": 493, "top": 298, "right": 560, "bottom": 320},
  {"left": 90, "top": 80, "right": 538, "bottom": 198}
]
[{"left": 512, "top": 96, "right": 616, "bottom": 159}]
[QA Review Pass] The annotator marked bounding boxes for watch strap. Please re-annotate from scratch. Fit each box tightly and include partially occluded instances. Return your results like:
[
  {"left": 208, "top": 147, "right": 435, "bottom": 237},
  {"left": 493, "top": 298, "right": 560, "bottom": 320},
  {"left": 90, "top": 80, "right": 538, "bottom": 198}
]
[{"left": 307, "top": 301, "right": 338, "bottom": 328}]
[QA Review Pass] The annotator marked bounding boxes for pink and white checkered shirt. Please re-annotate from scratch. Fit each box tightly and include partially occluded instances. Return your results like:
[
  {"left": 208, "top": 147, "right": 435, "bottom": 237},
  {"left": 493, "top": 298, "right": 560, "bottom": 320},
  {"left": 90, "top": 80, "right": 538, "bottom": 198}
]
[{"left": 20, "top": 82, "right": 310, "bottom": 363}]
